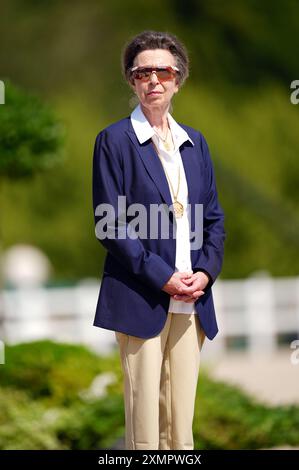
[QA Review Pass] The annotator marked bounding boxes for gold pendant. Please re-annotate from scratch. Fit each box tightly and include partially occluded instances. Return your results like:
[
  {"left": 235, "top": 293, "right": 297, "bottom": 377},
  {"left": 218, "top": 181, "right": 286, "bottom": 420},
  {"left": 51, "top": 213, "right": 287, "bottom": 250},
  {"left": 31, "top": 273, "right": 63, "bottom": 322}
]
[
  {"left": 173, "top": 201, "right": 184, "bottom": 218},
  {"left": 163, "top": 141, "right": 172, "bottom": 152}
]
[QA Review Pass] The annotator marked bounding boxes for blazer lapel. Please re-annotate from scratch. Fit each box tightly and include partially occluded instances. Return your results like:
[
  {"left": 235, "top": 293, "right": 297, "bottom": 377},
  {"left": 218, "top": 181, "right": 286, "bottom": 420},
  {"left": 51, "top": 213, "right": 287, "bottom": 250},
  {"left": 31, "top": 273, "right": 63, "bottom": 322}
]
[
  {"left": 180, "top": 141, "right": 200, "bottom": 233},
  {"left": 180, "top": 141, "right": 198, "bottom": 208},
  {"left": 126, "top": 128, "right": 173, "bottom": 208}
]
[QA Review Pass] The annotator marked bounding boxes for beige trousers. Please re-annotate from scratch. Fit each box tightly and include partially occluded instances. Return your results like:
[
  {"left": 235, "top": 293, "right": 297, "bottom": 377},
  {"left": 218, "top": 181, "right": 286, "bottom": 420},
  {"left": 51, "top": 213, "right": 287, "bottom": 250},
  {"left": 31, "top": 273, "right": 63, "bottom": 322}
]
[{"left": 115, "top": 312, "right": 206, "bottom": 450}]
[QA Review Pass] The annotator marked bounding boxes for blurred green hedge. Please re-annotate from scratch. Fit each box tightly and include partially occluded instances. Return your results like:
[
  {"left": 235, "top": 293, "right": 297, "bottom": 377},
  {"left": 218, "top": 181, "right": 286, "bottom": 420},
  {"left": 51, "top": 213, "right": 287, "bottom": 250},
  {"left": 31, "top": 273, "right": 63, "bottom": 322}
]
[
  {"left": 1, "top": 340, "right": 122, "bottom": 405},
  {"left": 194, "top": 368, "right": 299, "bottom": 449},
  {"left": 1, "top": 340, "right": 299, "bottom": 449},
  {"left": 0, "top": 341, "right": 125, "bottom": 449}
]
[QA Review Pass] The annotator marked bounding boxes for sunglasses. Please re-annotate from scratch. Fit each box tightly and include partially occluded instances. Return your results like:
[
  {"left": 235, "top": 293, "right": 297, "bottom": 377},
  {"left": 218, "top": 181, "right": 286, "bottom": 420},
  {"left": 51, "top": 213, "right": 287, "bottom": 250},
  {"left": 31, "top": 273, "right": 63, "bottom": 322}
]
[{"left": 130, "top": 65, "right": 179, "bottom": 82}]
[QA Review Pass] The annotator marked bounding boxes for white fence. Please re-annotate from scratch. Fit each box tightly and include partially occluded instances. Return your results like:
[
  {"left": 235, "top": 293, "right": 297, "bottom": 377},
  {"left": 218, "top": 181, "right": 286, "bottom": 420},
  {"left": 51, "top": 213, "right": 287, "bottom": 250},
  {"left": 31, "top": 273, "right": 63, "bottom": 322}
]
[
  {"left": 212, "top": 276, "right": 299, "bottom": 357},
  {"left": 1, "top": 276, "right": 299, "bottom": 357}
]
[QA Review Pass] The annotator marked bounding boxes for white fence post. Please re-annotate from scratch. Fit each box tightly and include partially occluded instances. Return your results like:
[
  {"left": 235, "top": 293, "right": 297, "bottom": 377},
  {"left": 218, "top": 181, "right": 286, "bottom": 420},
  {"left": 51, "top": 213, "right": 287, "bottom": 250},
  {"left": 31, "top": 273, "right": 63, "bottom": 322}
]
[
  {"left": 3, "top": 286, "right": 50, "bottom": 343},
  {"left": 245, "top": 275, "right": 276, "bottom": 355}
]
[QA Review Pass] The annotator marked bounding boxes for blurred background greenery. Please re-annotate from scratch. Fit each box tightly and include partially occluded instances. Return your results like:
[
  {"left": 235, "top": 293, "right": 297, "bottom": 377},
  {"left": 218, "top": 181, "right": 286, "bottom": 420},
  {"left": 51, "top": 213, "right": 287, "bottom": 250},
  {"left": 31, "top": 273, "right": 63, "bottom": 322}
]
[
  {"left": 1, "top": 0, "right": 299, "bottom": 450},
  {"left": 1, "top": 0, "right": 299, "bottom": 281}
]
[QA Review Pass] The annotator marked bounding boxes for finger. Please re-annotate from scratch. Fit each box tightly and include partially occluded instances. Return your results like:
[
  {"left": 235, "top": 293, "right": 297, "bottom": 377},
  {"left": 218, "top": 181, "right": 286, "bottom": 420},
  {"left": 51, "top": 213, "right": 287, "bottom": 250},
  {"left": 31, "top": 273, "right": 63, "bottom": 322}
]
[
  {"left": 177, "top": 271, "right": 193, "bottom": 279},
  {"left": 172, "top": 295, "right": 186, "bottom": 300},
  {"left": 181, "top": 277, "right": 194, "bottom": 285},
  {"left": 191, "top": 290, "right": 205, "bottom": 299},
  {"left": 174, "top": 291, "right": 204, "bottom": 301},
  {"left": 181, "top": 282, "right": 202, "bottom": 294}
]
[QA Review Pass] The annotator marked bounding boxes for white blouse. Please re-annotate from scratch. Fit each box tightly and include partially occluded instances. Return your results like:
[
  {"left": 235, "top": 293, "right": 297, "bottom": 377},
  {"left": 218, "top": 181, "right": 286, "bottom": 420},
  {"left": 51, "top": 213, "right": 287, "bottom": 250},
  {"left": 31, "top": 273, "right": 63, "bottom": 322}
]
[{"left": 131, "top": 104, "right": 196, "bottom": 314}]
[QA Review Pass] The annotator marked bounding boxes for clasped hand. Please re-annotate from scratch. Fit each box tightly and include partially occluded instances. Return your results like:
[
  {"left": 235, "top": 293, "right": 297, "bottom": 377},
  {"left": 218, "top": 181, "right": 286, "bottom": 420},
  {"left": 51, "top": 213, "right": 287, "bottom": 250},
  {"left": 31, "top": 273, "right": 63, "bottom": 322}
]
[{"left": 162, "top": 271, "right": 209, "bottom": 303}]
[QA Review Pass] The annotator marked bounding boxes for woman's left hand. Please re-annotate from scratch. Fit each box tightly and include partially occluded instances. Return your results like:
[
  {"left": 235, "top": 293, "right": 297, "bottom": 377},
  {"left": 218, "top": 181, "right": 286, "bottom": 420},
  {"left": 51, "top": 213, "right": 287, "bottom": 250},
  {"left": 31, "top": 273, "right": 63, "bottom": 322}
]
[{"left": 171, "top": 271, "right": 210, "bottom": 303}]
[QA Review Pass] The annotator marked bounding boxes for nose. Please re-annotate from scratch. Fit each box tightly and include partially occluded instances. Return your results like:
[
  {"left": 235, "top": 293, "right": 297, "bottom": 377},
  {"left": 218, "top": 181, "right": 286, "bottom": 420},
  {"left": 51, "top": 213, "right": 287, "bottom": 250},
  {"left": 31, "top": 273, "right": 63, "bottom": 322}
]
[{"left": 149, "top": 71, "right": 159, "bottom": 84}]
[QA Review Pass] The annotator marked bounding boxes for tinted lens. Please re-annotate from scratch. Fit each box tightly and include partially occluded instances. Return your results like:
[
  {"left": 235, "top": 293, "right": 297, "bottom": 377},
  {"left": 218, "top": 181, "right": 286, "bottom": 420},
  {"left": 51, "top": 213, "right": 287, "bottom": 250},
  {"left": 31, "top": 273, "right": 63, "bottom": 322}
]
[
  {"left": 156, "top": 68, "right": 174, "bottom": 81},
  {"left": 133, "top": 68, "right": 152, "bottom": 80}
]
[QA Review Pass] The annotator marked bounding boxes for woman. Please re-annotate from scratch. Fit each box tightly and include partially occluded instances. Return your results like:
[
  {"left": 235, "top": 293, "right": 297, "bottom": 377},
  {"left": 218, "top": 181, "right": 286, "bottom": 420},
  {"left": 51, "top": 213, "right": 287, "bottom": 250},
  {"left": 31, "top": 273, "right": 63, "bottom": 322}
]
[{"left": 92, "top": 30, "right": 225, "bottom": 450}]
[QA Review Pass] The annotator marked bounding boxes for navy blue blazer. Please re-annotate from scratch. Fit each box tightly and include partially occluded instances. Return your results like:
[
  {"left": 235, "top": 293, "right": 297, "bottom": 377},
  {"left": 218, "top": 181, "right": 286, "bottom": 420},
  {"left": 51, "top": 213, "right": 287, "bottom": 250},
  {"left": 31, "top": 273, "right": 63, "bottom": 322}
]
[{"left": 92, "top": 114, "right": 225, "bottom": 340}]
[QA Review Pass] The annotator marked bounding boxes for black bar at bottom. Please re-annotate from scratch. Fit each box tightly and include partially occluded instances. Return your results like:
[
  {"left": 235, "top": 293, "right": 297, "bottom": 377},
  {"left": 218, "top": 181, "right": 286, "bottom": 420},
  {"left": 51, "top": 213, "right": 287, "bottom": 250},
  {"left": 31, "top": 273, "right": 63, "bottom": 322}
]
[{"left": 0, "top": 450, "right": 298, "bottom": 466}]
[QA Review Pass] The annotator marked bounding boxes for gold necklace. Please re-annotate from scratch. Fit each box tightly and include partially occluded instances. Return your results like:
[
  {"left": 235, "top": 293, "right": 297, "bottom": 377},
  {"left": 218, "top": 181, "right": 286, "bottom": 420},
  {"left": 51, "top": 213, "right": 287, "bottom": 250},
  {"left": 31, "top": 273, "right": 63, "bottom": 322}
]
[
  {"left": 152, "top": 141, "right": 184, "bottom": 218},
  {"left": 153, "top": 125, "right": 173, "bottom": 152}
]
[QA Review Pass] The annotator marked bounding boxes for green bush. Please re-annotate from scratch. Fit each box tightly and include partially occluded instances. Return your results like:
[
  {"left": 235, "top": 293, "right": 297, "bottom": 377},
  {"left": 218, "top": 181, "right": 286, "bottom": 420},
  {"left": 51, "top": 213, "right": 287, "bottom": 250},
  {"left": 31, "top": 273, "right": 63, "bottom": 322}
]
[
  {"left": 55, "top": 395, "right": 125, "bottom": 450},
  {"left": 0, "top": 388, "right": 64, "bottom": 450},
  {"left": 194, "top": 372, "right": 299, "bottom": 449},
  {"left": 0, "top": 341, "right": 124, "bottom": 449},
  {"left": 0, "top": 387, "right": 124, "bottom": 450},
  {"left": 1, "top": 340, "right": 122, "bottom": 405}
]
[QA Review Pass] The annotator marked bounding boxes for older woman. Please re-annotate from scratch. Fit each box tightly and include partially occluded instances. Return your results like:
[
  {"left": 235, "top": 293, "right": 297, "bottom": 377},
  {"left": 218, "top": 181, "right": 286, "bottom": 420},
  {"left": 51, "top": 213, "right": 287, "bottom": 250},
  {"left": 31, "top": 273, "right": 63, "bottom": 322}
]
[{"left": 92, "top": 30, "right": 225, "bottom": 450}]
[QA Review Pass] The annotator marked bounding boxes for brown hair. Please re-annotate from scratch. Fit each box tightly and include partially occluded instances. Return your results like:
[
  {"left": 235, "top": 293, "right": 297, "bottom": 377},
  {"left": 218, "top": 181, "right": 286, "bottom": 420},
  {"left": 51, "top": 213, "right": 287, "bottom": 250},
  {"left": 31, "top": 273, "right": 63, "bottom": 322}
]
[{"left": 121, "top": 30, "right": 189, "bottom": 88}]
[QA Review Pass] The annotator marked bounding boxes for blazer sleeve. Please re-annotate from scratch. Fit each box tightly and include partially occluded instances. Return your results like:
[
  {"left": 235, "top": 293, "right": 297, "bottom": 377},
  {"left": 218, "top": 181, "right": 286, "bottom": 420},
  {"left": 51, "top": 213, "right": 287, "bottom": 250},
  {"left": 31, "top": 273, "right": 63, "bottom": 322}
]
[
  {"left": 193, "top": 133, "right": 226, "bottom": 288},
  {"left": 92, "top": 129, "right": 174, "bottom": 292}
]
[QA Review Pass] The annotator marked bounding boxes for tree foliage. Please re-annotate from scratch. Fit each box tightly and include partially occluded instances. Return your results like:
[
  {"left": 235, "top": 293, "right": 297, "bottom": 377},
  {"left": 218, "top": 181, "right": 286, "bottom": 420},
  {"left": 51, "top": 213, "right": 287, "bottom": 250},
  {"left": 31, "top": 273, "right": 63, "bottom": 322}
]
[{"left": 0, "top": 80, "right": 64, "bottom": 179}]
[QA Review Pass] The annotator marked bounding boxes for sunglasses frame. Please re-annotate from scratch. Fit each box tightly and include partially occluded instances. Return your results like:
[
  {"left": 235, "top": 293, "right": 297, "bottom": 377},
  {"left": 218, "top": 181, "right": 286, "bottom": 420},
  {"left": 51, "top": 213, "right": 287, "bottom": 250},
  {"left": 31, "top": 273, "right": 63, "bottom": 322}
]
[{"left": 130, "top": 65, "right": 180, "bottom": 82}]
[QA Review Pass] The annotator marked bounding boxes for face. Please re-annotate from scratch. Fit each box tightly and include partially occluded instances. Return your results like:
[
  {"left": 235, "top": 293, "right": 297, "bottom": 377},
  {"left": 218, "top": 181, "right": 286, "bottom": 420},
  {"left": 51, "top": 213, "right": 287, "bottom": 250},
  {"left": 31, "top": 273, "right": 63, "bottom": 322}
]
[{"left": 130, "top": 49, "right": 179, "bottom": 112}]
